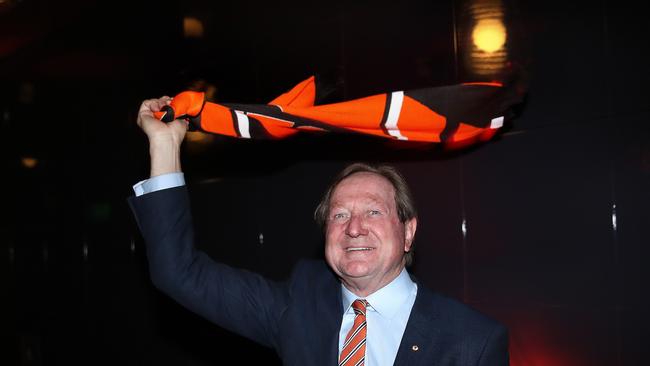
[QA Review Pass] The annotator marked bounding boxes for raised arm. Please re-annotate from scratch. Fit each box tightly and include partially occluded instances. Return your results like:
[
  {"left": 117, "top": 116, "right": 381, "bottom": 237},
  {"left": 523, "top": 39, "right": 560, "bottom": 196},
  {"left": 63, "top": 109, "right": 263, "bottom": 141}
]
[{"left": 129, "top": 98, "right": 287, "bottom": 349}]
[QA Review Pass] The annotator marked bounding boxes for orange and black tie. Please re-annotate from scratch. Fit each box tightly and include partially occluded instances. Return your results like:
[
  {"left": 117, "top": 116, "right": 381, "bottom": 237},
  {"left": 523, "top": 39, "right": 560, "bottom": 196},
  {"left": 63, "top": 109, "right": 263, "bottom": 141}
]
[{"left": 339, "top": 299, "right": 368, "bottom": 366}]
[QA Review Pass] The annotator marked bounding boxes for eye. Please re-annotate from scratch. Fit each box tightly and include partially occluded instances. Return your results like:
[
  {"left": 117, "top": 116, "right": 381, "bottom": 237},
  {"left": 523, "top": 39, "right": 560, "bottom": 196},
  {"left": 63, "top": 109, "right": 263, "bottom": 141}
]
[
  {"left": 368, "top": 210, "right": 382, "bottom": 216},
  {"left": 331, "top": 212, "right": 349, "bottom": 221}
]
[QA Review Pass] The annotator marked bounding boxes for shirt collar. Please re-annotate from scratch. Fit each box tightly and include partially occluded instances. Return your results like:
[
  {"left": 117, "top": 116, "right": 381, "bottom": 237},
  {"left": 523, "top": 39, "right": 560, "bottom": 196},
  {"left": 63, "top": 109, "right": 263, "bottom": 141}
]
[{"left": 341, "top": 268, "right": 416, "bottom": 319}]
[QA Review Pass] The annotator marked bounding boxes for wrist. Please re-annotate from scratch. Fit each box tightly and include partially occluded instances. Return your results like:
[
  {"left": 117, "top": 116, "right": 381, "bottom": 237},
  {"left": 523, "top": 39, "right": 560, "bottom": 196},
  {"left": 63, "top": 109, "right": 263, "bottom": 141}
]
[
  {"left": 149, "top": 137, "right": 182, "bottom": 177},
  {"left": 148, "top": 132, "right": 182, "bottom": 148}
]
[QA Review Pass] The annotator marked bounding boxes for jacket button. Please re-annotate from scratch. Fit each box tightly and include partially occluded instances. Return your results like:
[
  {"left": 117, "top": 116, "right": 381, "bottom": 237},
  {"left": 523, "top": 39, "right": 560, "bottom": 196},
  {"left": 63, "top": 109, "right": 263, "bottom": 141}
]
[{"left": 411, "top": 345, "right": 419, "bottom": 352}]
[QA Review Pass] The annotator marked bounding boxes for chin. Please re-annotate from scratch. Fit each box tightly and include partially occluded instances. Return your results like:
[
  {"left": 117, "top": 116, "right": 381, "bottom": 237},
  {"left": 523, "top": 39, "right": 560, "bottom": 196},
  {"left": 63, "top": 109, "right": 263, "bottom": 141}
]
[{"left": 341, "top": 261, "right": 373, "bottom": 278}]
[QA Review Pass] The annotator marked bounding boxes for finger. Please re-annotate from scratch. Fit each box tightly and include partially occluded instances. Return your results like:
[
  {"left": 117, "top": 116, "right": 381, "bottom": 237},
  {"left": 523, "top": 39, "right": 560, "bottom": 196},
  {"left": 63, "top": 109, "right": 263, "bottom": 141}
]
[
  {"left": 138, "top": 97, "right": 175, "bottom": 128},
  {"left": 139, "top": 98, "right": 161, "bottom": 114},
  {"left": 137, "top": 98, "right": 165, "bottom": 127},
  {"left": 159, "top": 96, "right": 173, "bottom": 106}
]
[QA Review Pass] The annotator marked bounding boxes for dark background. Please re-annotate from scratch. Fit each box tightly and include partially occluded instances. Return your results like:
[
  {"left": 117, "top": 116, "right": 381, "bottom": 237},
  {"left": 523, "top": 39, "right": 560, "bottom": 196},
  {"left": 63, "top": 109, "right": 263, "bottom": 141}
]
[{"left": 2, "top": 0, "right": 649, "bottom": 365}]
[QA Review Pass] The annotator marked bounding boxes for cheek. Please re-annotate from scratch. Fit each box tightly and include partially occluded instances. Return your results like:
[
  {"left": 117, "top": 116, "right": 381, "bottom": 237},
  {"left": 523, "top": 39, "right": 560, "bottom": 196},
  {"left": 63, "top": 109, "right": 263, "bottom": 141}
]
[
  {"left": 324, "top": 228, "right": 339, "bottom": 256},
  {"left": 325, "top": 224, "right": 343, "bottom": 241},
  {"left": 324, "top": 240, "right": 340, "bottom": 270},
  {"left": 373, "top": 224, "right": 405, "bottom": 252}
]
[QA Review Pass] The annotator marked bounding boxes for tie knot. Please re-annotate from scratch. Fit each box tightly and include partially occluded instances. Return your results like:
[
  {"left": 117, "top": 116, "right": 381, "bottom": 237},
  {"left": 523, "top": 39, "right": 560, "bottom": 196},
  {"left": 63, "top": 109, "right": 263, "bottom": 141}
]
[{"left": 352, "top": 299, "right": 367, "bottom": 313}]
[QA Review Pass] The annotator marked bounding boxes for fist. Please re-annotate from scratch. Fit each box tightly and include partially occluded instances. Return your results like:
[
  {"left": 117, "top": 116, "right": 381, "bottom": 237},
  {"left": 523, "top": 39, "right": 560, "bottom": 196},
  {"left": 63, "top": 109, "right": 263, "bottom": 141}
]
[{"left": 137, "top": 96, "right": 188, "bottom": 147}]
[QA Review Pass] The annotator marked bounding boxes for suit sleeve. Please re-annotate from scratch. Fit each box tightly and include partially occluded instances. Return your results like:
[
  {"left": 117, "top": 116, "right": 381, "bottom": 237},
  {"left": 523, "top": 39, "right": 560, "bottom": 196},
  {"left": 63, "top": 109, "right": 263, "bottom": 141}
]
[
  {"left": 128, "top": 186, "right": 288, "bottom": 349},
  {"left": 477, "top": 324, "right": 509, "bottom": 366}
]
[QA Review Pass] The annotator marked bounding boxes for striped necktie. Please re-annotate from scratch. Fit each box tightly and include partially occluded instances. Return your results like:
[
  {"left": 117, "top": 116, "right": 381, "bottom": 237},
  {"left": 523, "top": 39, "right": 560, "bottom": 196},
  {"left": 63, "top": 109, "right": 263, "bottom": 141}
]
[{"left": 339, "top": 299, "right": 368, "bottom": 366}]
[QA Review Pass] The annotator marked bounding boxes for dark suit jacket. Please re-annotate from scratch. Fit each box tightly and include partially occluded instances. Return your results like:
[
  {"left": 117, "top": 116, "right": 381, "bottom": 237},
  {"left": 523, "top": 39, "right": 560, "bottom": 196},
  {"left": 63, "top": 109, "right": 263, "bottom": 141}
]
[{"left": 129, "top": 186, "right": 508, "bottom": 365}]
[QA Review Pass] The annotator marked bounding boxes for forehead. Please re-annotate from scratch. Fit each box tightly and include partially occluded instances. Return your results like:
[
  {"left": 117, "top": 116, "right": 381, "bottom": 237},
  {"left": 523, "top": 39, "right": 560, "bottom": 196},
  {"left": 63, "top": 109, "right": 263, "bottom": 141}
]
[{"left": 330, "top": 172, "right": 396, "bottom": 206}]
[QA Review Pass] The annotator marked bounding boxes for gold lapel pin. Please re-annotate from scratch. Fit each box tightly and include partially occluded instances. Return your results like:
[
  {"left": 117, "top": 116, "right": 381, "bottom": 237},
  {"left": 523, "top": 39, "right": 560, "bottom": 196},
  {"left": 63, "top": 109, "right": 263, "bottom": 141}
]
[{"left": 411, "top": 345, "right": 419, "bottom": 352}]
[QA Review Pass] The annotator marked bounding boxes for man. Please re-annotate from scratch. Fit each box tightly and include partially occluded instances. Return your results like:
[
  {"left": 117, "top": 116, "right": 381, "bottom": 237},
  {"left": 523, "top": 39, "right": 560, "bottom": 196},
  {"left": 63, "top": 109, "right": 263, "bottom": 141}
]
[{"left": 129, "top": 97, "right": 509, "bottom": 365}]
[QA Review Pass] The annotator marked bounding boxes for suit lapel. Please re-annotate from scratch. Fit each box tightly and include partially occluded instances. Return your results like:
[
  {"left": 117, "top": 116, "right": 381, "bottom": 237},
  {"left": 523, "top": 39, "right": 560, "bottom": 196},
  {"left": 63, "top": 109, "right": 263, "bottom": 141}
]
[
  {"left": 315, "top": 270, "right": 343, "bottom": 366},
  {"left": 393, "top": 285, "right": 442, "bottom": 366}
]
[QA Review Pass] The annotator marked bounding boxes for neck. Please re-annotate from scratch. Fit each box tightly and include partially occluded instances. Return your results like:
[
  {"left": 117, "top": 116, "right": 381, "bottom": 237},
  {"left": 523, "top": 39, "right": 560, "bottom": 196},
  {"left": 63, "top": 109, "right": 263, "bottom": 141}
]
[{"left": 341, "top": 266, "right": 405, "bottom": 298}]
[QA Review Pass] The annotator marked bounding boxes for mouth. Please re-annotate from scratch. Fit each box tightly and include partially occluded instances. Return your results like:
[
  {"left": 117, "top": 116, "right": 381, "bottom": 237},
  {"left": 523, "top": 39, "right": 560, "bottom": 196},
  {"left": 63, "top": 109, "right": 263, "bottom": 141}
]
[{"left": 345, "top": 247, "right": 374, "bottom": 252}]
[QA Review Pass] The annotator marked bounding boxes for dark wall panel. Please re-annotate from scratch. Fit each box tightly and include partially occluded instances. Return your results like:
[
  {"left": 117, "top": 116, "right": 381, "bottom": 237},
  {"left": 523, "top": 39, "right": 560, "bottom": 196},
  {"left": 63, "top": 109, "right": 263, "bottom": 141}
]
[
  {"left": 463, "top": 122, "right": 616, "bottom": 307},
  {"left": 400, "top": 159, "right": 465, "bottom": 301},
  {"left": 614, "top": 115, "right": 650, "bottom": 303},
  {"left": 606, "top": 4, "right": 650, "bottom": 116},
  {"left": 508, "top": 1, "right": 611, "bottom": 130}
]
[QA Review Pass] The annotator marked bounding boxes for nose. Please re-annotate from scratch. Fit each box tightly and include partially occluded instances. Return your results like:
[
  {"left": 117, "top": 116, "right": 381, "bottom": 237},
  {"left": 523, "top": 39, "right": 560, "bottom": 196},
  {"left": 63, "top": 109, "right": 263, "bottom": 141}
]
[{"left": 345, "top": 214, "right": 368, "bottom": 238}]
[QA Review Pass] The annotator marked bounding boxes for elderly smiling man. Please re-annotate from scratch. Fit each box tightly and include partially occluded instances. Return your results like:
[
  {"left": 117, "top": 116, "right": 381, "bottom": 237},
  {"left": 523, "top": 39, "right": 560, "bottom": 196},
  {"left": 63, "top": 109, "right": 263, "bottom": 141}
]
[{"left": 129, "top": 97, "right": 509, "bottom": 366}]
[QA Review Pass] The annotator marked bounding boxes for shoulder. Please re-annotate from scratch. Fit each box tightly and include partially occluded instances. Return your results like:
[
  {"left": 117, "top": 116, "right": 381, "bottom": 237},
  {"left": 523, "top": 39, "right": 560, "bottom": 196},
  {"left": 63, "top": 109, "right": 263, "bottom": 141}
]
[
  {"left": 286, "top": 259, "right": 339, "bottom": 295},
  {"left": 415, "top": 284, "right": 506, "bottom": 337},
  {"left": 289, "top": 259, "right": 337, "bottom": 284}
]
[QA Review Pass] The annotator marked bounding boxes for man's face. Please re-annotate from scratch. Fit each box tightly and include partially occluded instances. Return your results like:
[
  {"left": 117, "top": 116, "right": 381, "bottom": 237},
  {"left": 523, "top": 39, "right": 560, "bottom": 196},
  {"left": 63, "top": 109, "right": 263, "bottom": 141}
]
[{"left": 324, "top": 172, "right": 416, "bottom": 295}]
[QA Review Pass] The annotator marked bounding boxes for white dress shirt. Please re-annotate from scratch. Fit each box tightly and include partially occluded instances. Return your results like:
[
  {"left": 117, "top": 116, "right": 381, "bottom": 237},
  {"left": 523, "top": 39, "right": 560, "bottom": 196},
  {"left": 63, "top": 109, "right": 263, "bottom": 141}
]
[
  {"left": 132, "top": 172, "right": 185, "bottom": 196},
  {"left": 339, "top": 268, "right": 418, "bottom": 366}
]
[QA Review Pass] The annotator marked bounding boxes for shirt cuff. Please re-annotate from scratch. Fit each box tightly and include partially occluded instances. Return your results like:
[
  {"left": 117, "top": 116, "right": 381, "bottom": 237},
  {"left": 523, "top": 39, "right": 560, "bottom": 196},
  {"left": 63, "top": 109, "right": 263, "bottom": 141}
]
[{"left": 133, "top": 172, "right": 185, "bottom": 196}]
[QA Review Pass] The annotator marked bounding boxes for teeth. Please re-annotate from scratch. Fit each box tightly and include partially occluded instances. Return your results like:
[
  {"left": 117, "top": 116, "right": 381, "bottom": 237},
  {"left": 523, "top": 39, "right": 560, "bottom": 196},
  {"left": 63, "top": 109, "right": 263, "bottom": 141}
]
[{"left": 347, "top": 247, "right": 372, "bottom": 252}]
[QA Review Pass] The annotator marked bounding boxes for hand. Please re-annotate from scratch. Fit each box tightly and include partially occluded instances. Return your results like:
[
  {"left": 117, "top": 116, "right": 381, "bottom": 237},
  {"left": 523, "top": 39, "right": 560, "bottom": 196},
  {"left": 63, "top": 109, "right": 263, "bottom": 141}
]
[
  {"left": 137, "top": 96, "right": 188, "bottom": 147},
  {"left": 137, "top": 97, "right": 187, "bottom": 177}
]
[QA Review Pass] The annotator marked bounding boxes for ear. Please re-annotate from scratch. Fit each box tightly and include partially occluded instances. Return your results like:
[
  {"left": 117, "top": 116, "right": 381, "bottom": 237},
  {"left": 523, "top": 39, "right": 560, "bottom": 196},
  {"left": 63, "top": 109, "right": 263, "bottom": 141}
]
[{"left": 403, "top": 217, "right": 417, "bottom": 252}]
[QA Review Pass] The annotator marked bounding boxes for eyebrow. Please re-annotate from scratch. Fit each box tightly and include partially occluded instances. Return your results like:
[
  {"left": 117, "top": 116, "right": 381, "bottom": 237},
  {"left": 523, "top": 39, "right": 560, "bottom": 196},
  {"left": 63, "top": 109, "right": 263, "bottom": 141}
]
[{"left": 329, "top": 197, "right": 390, "bottom": 211}]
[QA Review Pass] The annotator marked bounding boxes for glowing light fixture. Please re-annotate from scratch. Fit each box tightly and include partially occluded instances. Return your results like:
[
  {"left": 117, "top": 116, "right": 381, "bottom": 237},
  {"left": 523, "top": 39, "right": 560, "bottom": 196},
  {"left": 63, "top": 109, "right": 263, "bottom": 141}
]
[
  {"left": 462, "top": 0, "right": 509, "bottom": 76},
  {"left": 184, "top": 17, "right": 204, "bottom": 38},
  {"left": 21, "top": 157, "right": 38, "bottom": 168},
  {"left": 472, "top": 19, "right": 506, "bottom": 53}
]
